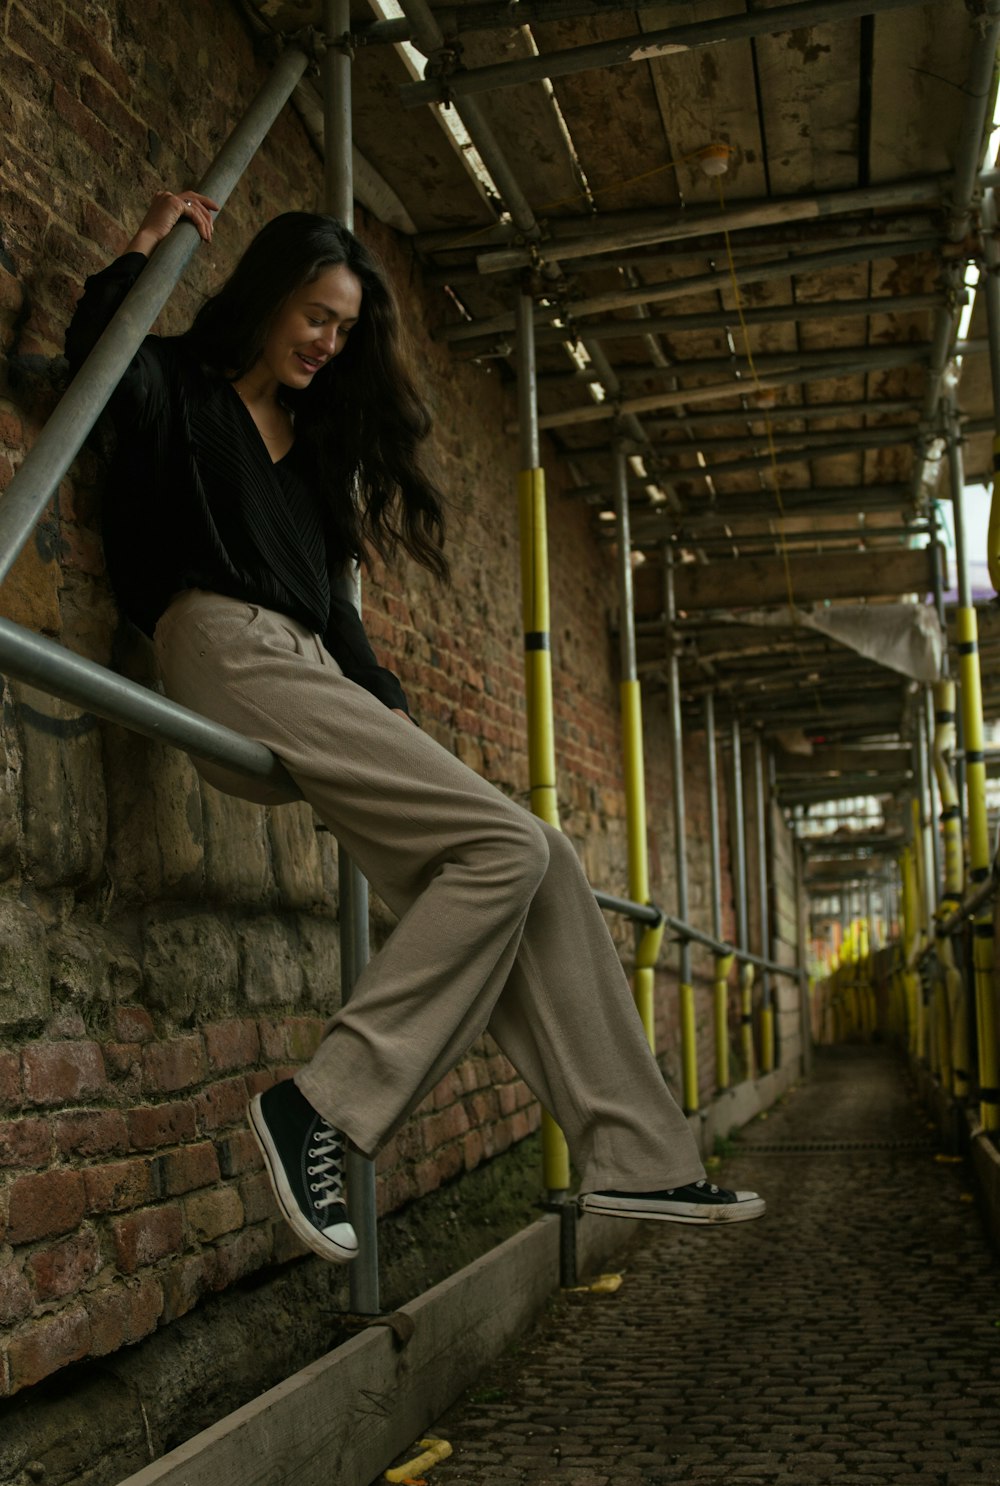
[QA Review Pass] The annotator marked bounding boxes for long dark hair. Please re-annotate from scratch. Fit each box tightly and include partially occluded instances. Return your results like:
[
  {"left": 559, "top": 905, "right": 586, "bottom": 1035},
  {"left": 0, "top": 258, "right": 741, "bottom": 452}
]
[{"left": 184, "top": 212, "right": 448, "bottom": 580}]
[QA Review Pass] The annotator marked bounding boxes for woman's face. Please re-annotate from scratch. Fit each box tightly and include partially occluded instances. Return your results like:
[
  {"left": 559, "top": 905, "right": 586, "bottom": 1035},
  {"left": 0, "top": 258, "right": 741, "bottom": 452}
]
[{"left": 259, "top": 263, "right": 363, "bottom": 390}]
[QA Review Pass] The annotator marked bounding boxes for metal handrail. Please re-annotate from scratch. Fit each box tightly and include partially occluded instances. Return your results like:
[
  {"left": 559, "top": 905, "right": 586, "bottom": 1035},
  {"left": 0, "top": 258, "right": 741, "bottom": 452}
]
[{"left": 593, "top": 887, "right": 801, "bottom": 980}]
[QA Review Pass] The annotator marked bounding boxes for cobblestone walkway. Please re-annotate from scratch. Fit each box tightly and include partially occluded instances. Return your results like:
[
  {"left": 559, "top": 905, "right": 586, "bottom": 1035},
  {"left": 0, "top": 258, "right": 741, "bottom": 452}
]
[{"left": 399, "top": 1047, "right": 1000, "bottom": 1486}]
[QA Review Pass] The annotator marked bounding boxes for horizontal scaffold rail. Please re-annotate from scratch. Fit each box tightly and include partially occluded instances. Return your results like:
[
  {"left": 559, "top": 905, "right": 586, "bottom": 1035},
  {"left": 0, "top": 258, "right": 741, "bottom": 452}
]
[{"left": 593, "top": 889, "right": 801, "bottom": 980}]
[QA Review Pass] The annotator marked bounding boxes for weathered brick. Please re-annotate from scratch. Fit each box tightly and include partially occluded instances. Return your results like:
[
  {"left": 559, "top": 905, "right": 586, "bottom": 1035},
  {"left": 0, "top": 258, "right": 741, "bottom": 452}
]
[
  {"left": 184, "top": 1187, "right": 244, "bottom": 1243},
  {"left": 84, "top": 1157, "right": 155, "bottom": 1214},
  {"left": 141, "top": 1036, "right": 207, "bottom": 1095},
  {"left": 256, "top": 1018, "right": 287, "bottom": 1062},
  {"left": 111, "top": 1005, "right": 155, "bottom": 1043},
  {"left": 0, "top": 1261, "right": 33, "bottom": 1326},
  {"left": 238, "top": 1171, "right": 276, "bottom": 1226},
  {"left": 6, "top": 1304, "right": 92, "bottom": 1391},
  {"left": 216, "top": 1129, "right": 262, "bottom": 1179},
  {"left": 284, "top": 1017, "right": 325, "bottom": 1061},
  {"left": 6, "top": 1168, "right": 87, "bottom": 1245},
  {"left": 192, "top": 1077, "right": 248, "bottom": 1133},
  {"left": 210, "top": 1226, "right": 272, "bottom": 1291},
  {"left": 111, "top": 1204, "right": 184, "bottom": 1274},
  {"left": 160, "top": 1252, "right": 214, "bottom": 1324},
  {"left": 22, "top": 1041, "right": 107, "bottom": 1106},
  {"left": 85, "top": 1273, "right": 163, "bottom": 1355},
  {"left": 152, "top": 1142, "right": 220, "bottom": 1197},
  {"left": 28, "top": 1227, "right": 102, "bottom": 1301},
  {"left": 127, "top": 1101, "right": 197, "bottom": 1150},
  {"left": 44, "top": 1011, "right": 88, "bottom": 1040},
  {"left": 103, "top": 1041, "right": 141, "bottom": 1079},
  {"left": 78, "top": 70, "right": 145, "bottom": 151},
  {"left": 63, "top": 13, "right": 132, "bottom": 99},
  {"left": 0, "top": 1051, "right": 21, "bottom": 1108},
  {"left": 204, "top": 1019, "right": 260, "bottom": 1073},
  {"left": 55, "top": 1109, "right": 129, "bottom": 1158},
  {"left": 0, "top": 1116, "right": 52, "bottom": 1168}
]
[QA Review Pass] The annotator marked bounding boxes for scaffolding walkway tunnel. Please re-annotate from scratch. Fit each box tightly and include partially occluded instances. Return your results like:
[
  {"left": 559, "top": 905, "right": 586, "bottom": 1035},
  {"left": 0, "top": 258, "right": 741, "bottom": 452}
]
[{"left": 400, "top": 1044, "right": 1000, "bottom": 1486}]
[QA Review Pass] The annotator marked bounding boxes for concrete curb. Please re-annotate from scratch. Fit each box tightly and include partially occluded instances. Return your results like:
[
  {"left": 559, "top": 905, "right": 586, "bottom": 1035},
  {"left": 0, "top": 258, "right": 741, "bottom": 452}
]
[{"left": 113, "top": 1070, "right": 790, "bottom": 1486}]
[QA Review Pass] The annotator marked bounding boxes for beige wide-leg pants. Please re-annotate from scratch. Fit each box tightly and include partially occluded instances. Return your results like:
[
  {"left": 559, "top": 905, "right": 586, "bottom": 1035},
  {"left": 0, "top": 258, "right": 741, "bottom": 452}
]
[{"left": 154, "top": 590, "right": 705, "bottom": 1196}]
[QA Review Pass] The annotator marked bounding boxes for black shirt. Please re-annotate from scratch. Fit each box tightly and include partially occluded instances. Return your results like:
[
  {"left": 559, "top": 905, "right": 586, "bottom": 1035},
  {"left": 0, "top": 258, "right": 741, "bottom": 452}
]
[{"left": 65, "top": 253, "right": 408, "bottom": 712}]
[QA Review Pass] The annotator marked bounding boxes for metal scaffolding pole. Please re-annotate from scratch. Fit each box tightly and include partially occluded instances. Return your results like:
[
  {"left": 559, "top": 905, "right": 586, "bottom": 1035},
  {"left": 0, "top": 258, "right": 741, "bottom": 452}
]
[
  {"left": 478, "top": 177, "right": 942, "bottom": 274},
  {"left": 530, "top": 350, "right": 925, "bottom": 432},
  {"left": 947, "top": 405, "right": 999, "bottom": 1130},
  {"left": 731, "top": 718, "right": 755, "bottom": 1079},
  {"left": 360, "top": 0, "right": 691, "bottom": 43},
  {"left": 322, "top": 0, "right": 380, "bottom": 1315},
  {"left": 705, "top": 693, "right": 733, "bottom": 1090},
  {"left": 982, "top": 188, "right": 1000, "bottom": 595},
  {"left": 401, "top": 0, "right": 929, "bottom": 106},
  {"left": 436, "top": 237, "right": 942, "bottom": 344},
  {"left": 911, "top": 3, "right": 1000, "bottom": 501},
  {"left": 516, "top": 288, "right": 571, "bottom": 1199},
  {"left": 665, "top": 553, "right": 699, "bottom": 1114},
  {"left": 613, "top": 447, "right": 664, "bottom": 1055},
  {"left": 753, "top": 732, "right": 775, "bottom": 1072}
]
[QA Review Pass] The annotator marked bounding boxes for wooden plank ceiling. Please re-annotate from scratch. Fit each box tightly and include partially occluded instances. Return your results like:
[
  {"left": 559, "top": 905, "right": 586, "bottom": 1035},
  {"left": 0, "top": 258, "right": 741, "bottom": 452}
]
[{"left": 249, "top": 0, "right": 995, "bottom": 843}]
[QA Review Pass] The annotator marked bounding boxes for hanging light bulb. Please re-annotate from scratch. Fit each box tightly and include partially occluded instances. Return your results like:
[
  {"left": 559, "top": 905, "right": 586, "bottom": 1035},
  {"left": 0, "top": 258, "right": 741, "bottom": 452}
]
[{"left": 697, "top": 143, "right": 731, "bottom": 177}]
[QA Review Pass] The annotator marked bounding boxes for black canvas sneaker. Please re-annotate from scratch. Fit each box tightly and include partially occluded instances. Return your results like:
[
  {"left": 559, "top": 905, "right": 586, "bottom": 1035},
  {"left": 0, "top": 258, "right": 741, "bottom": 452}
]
[
  {"left": 248, "top": 1079, "right": 358, "bottom": 1263},
  {"left": 579, "top": 1179, "right": 765, "bottom": 1225}
]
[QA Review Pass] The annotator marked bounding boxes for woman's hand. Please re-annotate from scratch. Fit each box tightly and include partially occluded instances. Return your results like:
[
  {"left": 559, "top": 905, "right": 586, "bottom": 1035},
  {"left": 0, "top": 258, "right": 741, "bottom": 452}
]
[
  {"left": 392, "top": 708, "right": 417, "bottom": 725},
  {"left": 125, "top": 190, "right": 218, "bottom": 258}
]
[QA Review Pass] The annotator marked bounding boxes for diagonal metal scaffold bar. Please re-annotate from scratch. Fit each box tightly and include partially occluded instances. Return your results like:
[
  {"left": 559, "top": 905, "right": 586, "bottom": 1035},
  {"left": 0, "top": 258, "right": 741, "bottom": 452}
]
[
  {"left": 525, "top": 349, "right": 927, "bottom": 431},
  {"left": 357, "top": 0, "right": 704, "bottom": 45},
  {"left": 435, "top": 237, "right": 944, "bottom": 344},
  {"left": 477, "top": 177, "right": 944, "bottom": 273},
  {"left": 521, "top": 293, "right": 944, "bottom": 346},
  {"left": 399, "top": 0, "right": 931, "bottom": 106}
]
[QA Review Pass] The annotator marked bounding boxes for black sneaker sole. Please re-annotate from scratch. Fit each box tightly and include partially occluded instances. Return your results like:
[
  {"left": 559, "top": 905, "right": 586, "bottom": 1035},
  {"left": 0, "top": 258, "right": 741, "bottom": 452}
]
[
  {"left": 248, "top": 1094, "right": 359, "bottom": 1264},
  {"left": 578, "top": 1192, "right": 766, "bottom": 1225}
]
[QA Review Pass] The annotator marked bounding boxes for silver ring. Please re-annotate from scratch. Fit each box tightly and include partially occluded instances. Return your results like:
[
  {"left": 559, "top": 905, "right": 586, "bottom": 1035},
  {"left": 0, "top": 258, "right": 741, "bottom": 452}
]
[{"left": 184, "top": 199, "right": 192, "bottom": 207}]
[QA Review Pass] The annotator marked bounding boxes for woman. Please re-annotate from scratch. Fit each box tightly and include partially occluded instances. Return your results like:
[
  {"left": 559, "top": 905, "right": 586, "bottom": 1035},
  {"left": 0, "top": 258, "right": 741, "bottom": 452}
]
[{"left": 67, "top": 191, "right": 764, "bottom": 1264}]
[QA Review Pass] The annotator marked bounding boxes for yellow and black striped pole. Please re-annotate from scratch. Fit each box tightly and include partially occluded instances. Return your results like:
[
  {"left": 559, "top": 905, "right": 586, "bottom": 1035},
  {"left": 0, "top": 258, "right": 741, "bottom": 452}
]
[
  {"left": 515, "top": 289, "right": 570, "bottom": 1192},
  {"left": 704, "top": 692, "right": 732, "bottom": 1090},
  {"left": 731, "top": 718, "right": 756, "bottom": 1081},
  {"left": 932, "top": 678, "right": 967, "bottom": 1100},
  {"left": 612, "top": 448, "right": 664, "bottom": 1048},
  {"left": 665, "top": 550, "right": 699, "bottom": 1114},
  {"left": 947, "top": 408, "right": 998, "bottom": 1131}
]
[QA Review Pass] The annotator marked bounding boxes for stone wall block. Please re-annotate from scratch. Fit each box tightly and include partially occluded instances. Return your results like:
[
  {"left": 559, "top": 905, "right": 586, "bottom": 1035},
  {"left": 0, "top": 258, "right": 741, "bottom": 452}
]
[
  {"left": 0, "top": 694, "right": 23, "bottom": 883},
  {"left": 0, "top": 897, "right": 51, "bottom": 1030},
  {"left": 238, "top": 917, "right": 304, "bottom": 1010},
  {"left": 199, "top": 786, "right": 273, "bottom": 905},
  {"left": 10, "top": 682, "right": 107, "bottom": 890},
  {"left": 140, "top": 911, "right": 238, "bottom": 1024},
  {"left": 295, "top": 914, "right": 342, "bottom": 1015},
  {"left": 103, "top": 725, "right": 205, "bottom": 902},
  {"left": 47, "top": 919, "right": 141, "bottom": 1013},
  {"left": 266, "top": 800, "right": 325, "bottom": 909},
  {"left": 0, "top": 528, "right": 62, "bottom": 637}
]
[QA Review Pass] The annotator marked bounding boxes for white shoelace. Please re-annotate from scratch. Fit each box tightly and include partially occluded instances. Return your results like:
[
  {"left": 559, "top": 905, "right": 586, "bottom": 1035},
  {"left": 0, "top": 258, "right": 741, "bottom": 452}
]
[{"left": 306, "top": 1125, "right": 346, "bottom": 1211}]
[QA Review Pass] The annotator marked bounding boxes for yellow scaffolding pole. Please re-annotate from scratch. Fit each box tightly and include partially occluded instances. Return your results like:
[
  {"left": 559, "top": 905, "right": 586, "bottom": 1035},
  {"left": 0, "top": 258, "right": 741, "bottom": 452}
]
[
  {"left": 516, "top": 292, "right": 570, "bottom": 1193},
  {"left": 714, "top": 952, "right": 735, "bottom": 1090},
  {"left": 612, "top": 449, "right": 665, "bottom": 1048},
  {"left": 932, "top": 679, "right": 967, "bottom": 1100},
  {"left": 948, "top": 412, "right": 999, "bottom": 1131}
]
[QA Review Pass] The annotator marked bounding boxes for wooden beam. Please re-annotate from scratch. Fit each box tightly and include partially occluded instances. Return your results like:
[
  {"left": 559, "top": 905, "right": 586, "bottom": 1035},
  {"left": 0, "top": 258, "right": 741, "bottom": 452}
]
[
  {"left": 671, "top": 548, "right": 934, "bottom": 610},
  {"left": 775, "top": 746, "right": 913, "bottom": 776}
]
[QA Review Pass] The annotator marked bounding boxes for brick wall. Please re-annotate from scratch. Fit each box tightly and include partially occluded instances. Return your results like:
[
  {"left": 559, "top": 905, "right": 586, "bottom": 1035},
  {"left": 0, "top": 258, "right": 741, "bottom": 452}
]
[{"left": 0, "top": 0, "right": 801, "bottom": 1402}]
